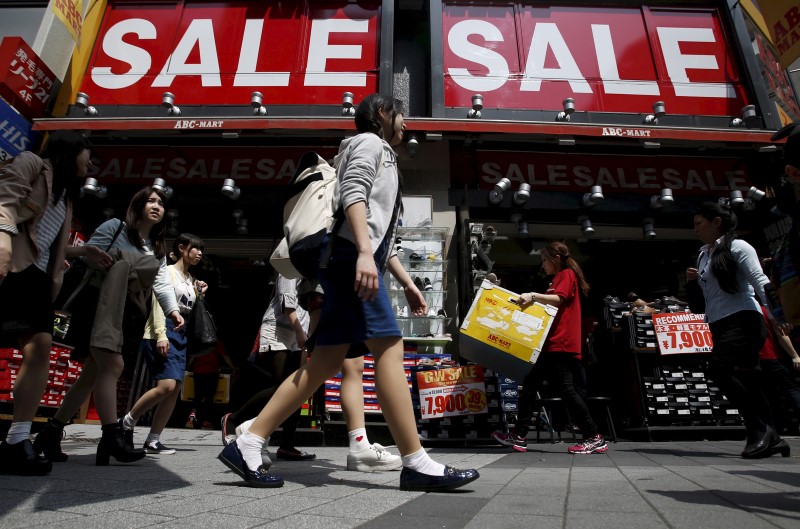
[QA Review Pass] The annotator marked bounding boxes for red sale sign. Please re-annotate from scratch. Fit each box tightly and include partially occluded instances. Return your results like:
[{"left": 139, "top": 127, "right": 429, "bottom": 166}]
[
  {"left": 80, "top": 0, "right": 380, "bottom": 106},
  {"left": 0, "top": 37, "right": 57, "bottom": 119},
  {"left": 652, "top": 313, "right": 714, "bottom": 355},
  {"left": 417, "top": 365, "right": 487, "bottom": 419},
  {"left": 442, "top": 3, "right": 749, "bottom": 116}
]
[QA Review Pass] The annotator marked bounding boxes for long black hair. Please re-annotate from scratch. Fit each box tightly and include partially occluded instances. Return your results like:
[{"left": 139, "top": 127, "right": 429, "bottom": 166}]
[
  {"left": 168, "top": 233, "right": 204, "bottom": 268},
  {"left": 353, "top": 93, "right": 405, "bottom": 195},
  {"left": 125, "top": 186, "right": 168, "bottom": 259},
  {"left": 541, "top": 241, "right": 590, "bottom": 296},
  {"left": 696, "top": 201, "right": 739, "bottom": 294},
  {"left": 39, "top": 130, "right": 91, "bottom": 206}
]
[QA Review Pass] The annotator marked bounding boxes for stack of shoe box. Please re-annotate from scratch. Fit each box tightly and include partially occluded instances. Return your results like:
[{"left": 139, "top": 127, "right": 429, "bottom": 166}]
[
  {"left": 324, "top": 351, "right": 416, "bottom": 414},
  {"left": 0, "top": 345, "right": 81, "bottom": 408},
  {"left": 626, "top": 312, "right": 658, "bottom": 350},
  {"left": 643, "top": 365, "right": 741, "bottom": 425},
  {"left": 602, "top": 297, "right": 632, "bottom": 331}
]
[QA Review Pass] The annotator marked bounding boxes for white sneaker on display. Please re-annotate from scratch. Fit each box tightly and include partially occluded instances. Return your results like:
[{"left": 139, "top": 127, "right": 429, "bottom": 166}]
[
  {"left": 234, "top": 419, "right": 272, "bottom": 468},
  {"left": 347, "top": 443, "right": 403, "bottom": 472}
]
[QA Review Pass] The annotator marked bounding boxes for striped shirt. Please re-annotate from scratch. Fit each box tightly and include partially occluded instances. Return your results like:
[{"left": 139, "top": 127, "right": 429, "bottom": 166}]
[{"left": 33, "top": 195, "right": 66, "bottom": 273}]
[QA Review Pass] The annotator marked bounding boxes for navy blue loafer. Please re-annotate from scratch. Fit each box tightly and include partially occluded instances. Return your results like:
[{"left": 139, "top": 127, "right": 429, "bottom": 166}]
[
  {"left": 218, "top": 442, "right": 284, "bottom": 488},
  {"left": 399, "top": 465, "right": 480, "bottom": 492}
]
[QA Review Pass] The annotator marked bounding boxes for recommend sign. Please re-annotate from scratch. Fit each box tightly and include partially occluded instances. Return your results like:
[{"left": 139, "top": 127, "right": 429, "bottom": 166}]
[
  {"left": 417, "top": 365, "right": 488, "bottom": 420},
  {"left": 652, "top": 312, "right": 713, "bottom": 355}
]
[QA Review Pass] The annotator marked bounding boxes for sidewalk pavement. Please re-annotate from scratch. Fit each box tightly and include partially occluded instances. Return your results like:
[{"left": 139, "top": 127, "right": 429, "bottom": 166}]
[{"left": 1, "top": 426, "right": 799, "bottom": 529}]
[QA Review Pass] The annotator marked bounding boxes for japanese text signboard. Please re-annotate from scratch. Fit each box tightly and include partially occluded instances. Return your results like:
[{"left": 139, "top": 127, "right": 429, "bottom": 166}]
[
  {"left": 441, "top": 3, "right": 750, "bottom": 115},
  {"left": 80, "top": 0, "right": 380, "bottom": 106},
  {"left": 0, "top": 37, "right": 57, "bottom": 119},
  {"left": 652, "top": 313, "right": 714, "bottom": 355},
  {"left": 758, "top": 0, "right": 800, "bottom": 68},
  {"left": 0, "top": 98, "right": 38, "bottom": 162},
  {"left": 416, "top": 365, "right": 488, "bottom": 420}
]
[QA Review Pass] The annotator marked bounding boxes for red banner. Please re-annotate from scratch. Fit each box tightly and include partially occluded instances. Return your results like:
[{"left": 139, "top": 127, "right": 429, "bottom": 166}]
[
  {"left": 0, "top": 37, "right": 57, "bottom": 119},
  {"left": 80, "top": 0, "right": 380, "bottom": 106},
  {"left": 460, "top": 151, "right": 752, "bottom": 195},
  {"left": 442, "top": 4, "right": 749, "bottom": 116}
]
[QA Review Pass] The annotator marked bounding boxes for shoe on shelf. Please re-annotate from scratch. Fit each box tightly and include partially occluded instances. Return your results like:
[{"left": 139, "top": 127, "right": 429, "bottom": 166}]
[
  {"left": 492, "top": 430, "right": 528, "bottom": 452},
  {"left": 143, "top": 440, "right": 177, "bottom": 455},
  {"left": 413, "top": 276, "right": 424, "bottom": 291},
  {"left": 221, "top": 413, "right": 236, "bottom": 447},
  {"left": 0, "top": 439, "right": 52, "bottom": 476},
  {"left": 567, "top": 434, "right": 608, "bottom": 454},
  {"left": 427, "top": 308, "right": 437, "bottom": 318},
  {"left": 217, "top": 442, "right": 283, "bottom": 488},
  {"left": 276, "top": 447, "right": 316, "bottom": 461},
  {"left": 185, "top": 410, "right": 197, "bottom": 429},
  {"left": 347, "top": 443, "right": 402, "bottom": 472},
  {"left": 399, "top": 465, "right": 480, "bottom": 492},
  {"left": 200, "top": 421, "right": 214, "bottom": 430},
  {"left": 423, "top": 278, "right": 433, "bottom": 291}
]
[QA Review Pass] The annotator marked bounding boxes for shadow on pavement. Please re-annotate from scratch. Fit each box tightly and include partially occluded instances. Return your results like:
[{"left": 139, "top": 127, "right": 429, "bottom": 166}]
[{"left": 647, "top": 488, "right": 800, "bottom": 521}]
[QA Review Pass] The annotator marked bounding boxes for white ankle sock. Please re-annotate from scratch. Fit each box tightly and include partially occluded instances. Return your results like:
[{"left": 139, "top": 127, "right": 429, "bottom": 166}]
[
  {"left": 239, "top": 418, "right": 254, "bottom": 434},
  {"left": 401, "top": 448, "right": 445, "bottom": 476},
  {"left": 145, "top": 433, "right": 160, "bottom": 445},
  {"left": 237, "top": 432, "right": 266, "bottom": 470},
  {"left": 6, "top": 421, "right": 32, "bottom": 445},
  {"left": 122, "top": 412, "right": 137, "bottom": 431},
  {"left": 348, "top": 428, "right": 370, "bottom": 451}
]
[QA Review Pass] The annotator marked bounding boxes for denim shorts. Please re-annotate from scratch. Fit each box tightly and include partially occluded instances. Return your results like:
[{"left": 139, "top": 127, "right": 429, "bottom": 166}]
[
  {"left": 142, "top": 317, "right": 188, "bottom": 381},
  {"left": 314, "top": 236, "right": 400, "bottom": 352}
]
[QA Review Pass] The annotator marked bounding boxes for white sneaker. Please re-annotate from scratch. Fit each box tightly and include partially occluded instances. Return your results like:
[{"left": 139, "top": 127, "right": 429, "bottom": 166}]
[
  {"left": 234, "top": 419, "right": 272, "bottom": 468},
  {"left": 346, "top": 443, "right": 403, "bottom": 472}
]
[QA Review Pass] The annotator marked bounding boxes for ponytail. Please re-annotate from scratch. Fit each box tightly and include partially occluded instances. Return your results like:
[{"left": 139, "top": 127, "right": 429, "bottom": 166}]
[
  {"left": 696, "top": 202, "right": 739, "bottom": 294},
  {"left": 542, "top": 242, "right": 590, "bottom": 297}
]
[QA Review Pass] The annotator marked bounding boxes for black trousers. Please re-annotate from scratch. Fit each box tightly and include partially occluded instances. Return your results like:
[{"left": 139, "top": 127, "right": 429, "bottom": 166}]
[
  {"left": 192, "top": 372, "right": 219, "bottom": 424},
  {"left": 760, "top": 359, "right": 800, "bottom": 432},
  {"left": 709, "top": 310, "right": 772, "bottom": 439},
  {"left": 516, "top": 352, "right": 599, "bottom": 438}
]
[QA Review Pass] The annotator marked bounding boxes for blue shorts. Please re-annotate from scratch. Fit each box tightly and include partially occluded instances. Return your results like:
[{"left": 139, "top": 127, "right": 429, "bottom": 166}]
[
  {"left": 314, "top": 236, "right": 400, "bottom": 353},
  {"left": 142, "top": 318, "right": 188, "bottom": 382}
]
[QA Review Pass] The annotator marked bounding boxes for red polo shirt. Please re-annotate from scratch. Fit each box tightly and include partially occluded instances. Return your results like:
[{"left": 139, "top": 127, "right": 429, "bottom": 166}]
[{"left": 543, "top": 268, "right": 582, "bottom": 357}]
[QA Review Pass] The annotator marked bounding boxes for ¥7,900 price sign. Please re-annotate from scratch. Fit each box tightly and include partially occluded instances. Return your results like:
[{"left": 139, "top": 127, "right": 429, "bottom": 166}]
[
  {"left": 651, "top": 312, "right": 713, "bottom": 355},
  {"left": 416, "top": 365, "right": 488, "bottom": 419}
]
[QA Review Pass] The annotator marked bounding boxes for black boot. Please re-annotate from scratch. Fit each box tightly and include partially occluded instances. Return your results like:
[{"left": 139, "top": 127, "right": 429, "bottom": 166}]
[
  {"left": 117, "top": 418, "right": 134, "bottom": 450},
  {"left": 96, "top": 422, "right": 146, "bottom": 466},
  {"left": 0, "top": 439, "right": 52, "bottom": 476},
  {"left": 33, "top": 419, "right": 68, "bottom": 462}
]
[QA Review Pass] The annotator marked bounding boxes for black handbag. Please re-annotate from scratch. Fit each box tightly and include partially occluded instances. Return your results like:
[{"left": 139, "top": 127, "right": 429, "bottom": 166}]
[{"left": 186, "top": 293, "right": 217, "bottom": 357}]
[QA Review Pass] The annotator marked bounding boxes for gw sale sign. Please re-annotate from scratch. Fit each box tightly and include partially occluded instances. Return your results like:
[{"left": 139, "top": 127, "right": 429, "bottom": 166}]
[
  {"left": 652, "top": 312, "right": 713, "bottom": 355},
  {"left": 416, "top": 365, "right": 488, "bottom": 420}
]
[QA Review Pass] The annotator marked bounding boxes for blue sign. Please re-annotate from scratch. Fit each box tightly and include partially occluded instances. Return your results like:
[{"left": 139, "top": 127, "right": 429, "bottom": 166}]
[{"left": 0, "top": 98, "right": 37, "bottom": 160}]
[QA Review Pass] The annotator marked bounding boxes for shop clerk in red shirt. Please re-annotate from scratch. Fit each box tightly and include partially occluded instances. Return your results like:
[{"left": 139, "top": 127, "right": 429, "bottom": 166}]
[{"left": 492, "top": 242, "right": 608, "bottom": 455}]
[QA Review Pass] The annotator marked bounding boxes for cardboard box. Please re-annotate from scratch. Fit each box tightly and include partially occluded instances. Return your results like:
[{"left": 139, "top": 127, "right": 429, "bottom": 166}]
[{"left": 459, "top": 281, "right": 557, "bottom": 380}]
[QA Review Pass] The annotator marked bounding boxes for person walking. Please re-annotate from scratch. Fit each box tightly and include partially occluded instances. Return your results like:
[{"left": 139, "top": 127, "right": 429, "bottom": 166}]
[
  {"left": 492, "top": 242, "right": 608, "bottom": 455},
  {"left": 32, "top": 186, "right": 184, "bottom": 466},
  {"left": 218, "top": 93, "right": 478, "bottom": 490},
  {"left": 0, "top": 131, "right": 101, "bottom": 475},
  {"left": 686, "top": 202, "right": 789, "bottom": 458},
  {"left": 120, "top": 233, "right": 208, "bottom": 455},
  {"left": 757, "top": 304, "right": 800, "bottom": 435},
  {"left": 187, "top": 339, "right": 236, "bottom": 430}
]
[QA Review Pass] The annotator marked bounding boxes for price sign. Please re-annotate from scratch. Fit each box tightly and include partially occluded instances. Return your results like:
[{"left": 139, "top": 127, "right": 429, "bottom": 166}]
[
  {"left": 416, "top": 365, "right": 487, "bottom": 419},
  {"left": 652, "top": 312, "right": 713, "bottom": 355}
]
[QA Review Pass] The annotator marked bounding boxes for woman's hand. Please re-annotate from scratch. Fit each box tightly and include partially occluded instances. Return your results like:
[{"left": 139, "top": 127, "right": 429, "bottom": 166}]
[
  {"left": 295, "top": 329, "right": 307, "bottom": 351},
  {"left": 0, "top": 232, "right": 12, "bottom": 286},
  {"left": 517, "top": 292, "right": 536, "bottom": 309},
  {"left": 156, "top": 340, "right": 169, "bottom": 357},
  {"left": 83, "top": 245, "right": 113, "bottom": 269},
  {"left": 169, "top": 311, "right": 185, "bottom": 331},
  {"left": 686, "top": 267, "right": 699, "bottom": 281},
  {"left": 792, "top": 356, "right": 800, "bottom": 372},
  {"left": 195, "top": 280, "right": 208, "bottom": 294},
  {"left": 404, "top": 282, "right": 428, "bottom": 316},
  {"left": 354, "top": 251, "right": 379, "bottom": 301}
]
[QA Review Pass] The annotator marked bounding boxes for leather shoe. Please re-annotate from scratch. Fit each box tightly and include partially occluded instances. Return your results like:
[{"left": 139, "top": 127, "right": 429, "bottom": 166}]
[
  {"left": 218, "top": 442, "right": 284, "bottom": 488},
  {"left": 741, "top": 426, "right": 775, "bottom": 459},
  {"left": 0, "top": 439, "right": 52, "bottom": 476},
  {"left": 399, "top": 465, "right": 479, "bottom": 492},
  {"left": 276, "top": 447, "right": 316, "bottom": 461}
]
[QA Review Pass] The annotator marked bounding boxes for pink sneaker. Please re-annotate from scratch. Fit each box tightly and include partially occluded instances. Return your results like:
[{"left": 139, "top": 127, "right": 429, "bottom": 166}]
[
  {"left": 567, "top": 434, "right": 608, "bottom": 454},
  {"left": 491, "top": 430, "right": 527, "bottom": 452}
]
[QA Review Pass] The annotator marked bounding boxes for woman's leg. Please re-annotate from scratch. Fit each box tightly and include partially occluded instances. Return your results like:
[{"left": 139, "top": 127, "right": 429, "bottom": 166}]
[
  {"left": 552, "top": 355, "right": 599, "bottom": 437},
  {"left": 194, "top": 372, "right": 219, "bottom": 425},
  {"left": 54, "top": 355, "right": 98, "bottom": 424},
  {"left": 12, "top": 332, "right": 53, "bottom": 423},
  {"left": 341, "top": 356, "right": 366, "bottom": 431},
  {"left": 90, "top": 347, "right": 125, "bottom": 425},
  {"left": 274, "top": 350, "right": 304, "bottom": 451},
  {"left": 130, "top": 378, "right": 178, "bottom": 421},
  {"left": 143, "top": 380, "right": 181, "bottom": 435}
]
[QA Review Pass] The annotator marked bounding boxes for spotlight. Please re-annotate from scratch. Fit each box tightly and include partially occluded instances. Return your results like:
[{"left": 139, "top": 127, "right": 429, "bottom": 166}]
[
  {"left": 731, "top": 104, "right": 757, "bottom": 127},
  {"left": 747, "top": 186, "right": 766, "bottom": 202},
  {"left": 650, "top": 188, "right": 674, "bottom": 209},
  {"left": 556, "top": 98, "right": 575, "bottom": 122},
  {"left": 152, "top": 177, "right": 173, "bottom": 200},
  {"left": 75, "top": 92, "right": 99, "bottom": 116},
  {"left": 162, "top": 92, "right": 181, "bottom": 116},
  {"left": 729, "top": 190, "right": 745, "bottom": 207},
  {"left": 251, "top": 91, "right": 267, "bottom": 116},
  {"left": 236, "top": 218, "right": 248, "bottom": 235},
  {"left": 513, "top": 183, "right": 531, "bottom": 206},
  {"left": 221, "top": 178, "right": 241, "bottom": 200},
  {"left": 578, "top": 215, "right": 595, "bottom": 236},
  {"left": 644, "top": 101, "right": 666, "bottom": 124},
  {"left": 468, "top": 94, "right": 483, "bottom": 118},
  {"left": 82, "top": 177, "right": 107, "bottom": 198},
  {"left": 582, "top": 185, "right": 604, "bottom": 208},
  {"left": 406, "top": 134, "right": 419, "bottom": 158},
  {"left": 342, "top": 92, "right": 355, "bottom": 116},
  {"left": 643, "top": 218, "right": 656, "bottom": 240},
  {"left": 488, "top": 177, "right": 510, "bottom": 205}
]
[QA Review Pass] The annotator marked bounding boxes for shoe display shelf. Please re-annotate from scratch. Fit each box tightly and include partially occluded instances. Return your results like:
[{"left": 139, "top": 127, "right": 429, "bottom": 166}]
[{"left": 0, "top": 344, "right": 82, "bottom": 423}]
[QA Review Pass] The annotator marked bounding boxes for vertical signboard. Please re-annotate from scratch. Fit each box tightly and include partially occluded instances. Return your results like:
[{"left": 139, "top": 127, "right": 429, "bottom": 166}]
[{"left": 0, "top": 37, "right": 57, "bottom": 119}]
